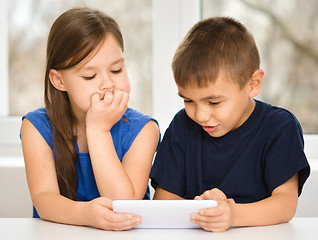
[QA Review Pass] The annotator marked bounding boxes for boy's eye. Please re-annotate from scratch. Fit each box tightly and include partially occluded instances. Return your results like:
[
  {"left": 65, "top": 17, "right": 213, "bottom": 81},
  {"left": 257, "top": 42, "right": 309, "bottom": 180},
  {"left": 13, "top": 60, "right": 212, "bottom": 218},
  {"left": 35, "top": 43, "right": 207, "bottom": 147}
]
[
  {"left": 183, "top": 99, "right": 193, "bottom": 103},
  {"left": 83, "top": 74, "right": 96, "bottom": 80},
  {"left": 209, "top": 101, "right": 221, "bottom": 106},
  {"left": 111, "top": 68, "right": 123, "bottom": 74}
]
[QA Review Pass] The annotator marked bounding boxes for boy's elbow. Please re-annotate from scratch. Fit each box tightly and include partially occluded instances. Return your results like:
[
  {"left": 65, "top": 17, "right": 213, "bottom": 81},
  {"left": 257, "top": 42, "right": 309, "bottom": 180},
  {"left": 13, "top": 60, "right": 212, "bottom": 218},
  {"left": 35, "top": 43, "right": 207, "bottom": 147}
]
[{"left": 279, "top": 202, "right": 297, "bottom": 224}]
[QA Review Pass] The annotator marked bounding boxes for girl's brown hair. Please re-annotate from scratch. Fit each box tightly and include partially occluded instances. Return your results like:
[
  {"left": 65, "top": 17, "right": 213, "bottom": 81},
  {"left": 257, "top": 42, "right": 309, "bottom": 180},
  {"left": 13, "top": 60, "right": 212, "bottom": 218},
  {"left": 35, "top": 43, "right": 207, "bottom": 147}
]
[
  {"left": 44, "top": 7, "right": 124, "bottom": 200},
  {"left": 172, "top": 17, "right": 260, "bottom": 89}
]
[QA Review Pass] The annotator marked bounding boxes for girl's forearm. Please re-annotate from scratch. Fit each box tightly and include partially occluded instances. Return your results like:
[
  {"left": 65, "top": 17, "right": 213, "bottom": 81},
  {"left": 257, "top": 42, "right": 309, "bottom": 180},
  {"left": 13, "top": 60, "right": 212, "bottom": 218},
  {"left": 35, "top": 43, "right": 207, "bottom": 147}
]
[
  {"left": 33, "top": 192, "right": 88, "bottom": 226},
  {"left": 87, "top": 130, "right": 137, "bottom": 199}
]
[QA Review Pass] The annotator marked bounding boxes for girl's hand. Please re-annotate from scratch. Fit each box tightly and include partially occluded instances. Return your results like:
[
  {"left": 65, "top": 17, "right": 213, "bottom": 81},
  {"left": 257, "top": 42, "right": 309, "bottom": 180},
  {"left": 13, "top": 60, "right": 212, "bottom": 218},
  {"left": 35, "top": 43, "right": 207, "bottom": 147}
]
[
  {"left": 86, "top": 89, "right": 129, "bottom": 132},
  {"left": 191, "top": 199, "right": 233, "bottom": 232},
  {"left": 84, "top": 197, "right": 141, "bottom": 231}
]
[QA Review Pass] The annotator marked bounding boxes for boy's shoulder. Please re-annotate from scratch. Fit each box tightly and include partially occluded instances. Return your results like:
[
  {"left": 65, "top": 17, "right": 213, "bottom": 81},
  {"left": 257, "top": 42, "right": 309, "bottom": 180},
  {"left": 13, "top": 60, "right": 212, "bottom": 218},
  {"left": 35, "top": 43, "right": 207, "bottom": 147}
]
[{"left": 257, "top": 100, "right": 300, "bottom": 128}]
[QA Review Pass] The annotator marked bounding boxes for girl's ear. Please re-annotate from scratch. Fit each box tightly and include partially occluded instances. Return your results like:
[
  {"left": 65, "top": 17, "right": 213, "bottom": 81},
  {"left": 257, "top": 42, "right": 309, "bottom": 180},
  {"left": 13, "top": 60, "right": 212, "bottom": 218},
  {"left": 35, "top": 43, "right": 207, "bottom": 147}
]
[
  {"left": 248, "top": 69, "right": 264, "bottom": 98},
  {"left": 49, "top": 69, "right": 66, "bottom": 91}
]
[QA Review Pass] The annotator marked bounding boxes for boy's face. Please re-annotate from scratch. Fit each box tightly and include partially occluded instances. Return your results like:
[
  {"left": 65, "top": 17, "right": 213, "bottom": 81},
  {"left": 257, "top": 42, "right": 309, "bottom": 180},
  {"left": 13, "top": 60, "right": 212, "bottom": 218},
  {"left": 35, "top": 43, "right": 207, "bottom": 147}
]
[{"left": 177, "top": 72, "right": 256, "bottom": 138}]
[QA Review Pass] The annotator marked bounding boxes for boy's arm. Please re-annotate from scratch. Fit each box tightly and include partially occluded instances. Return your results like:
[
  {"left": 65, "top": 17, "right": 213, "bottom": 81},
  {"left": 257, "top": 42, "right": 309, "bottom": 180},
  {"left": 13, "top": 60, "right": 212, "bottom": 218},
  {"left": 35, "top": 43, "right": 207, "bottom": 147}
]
[
  {"left": 231, "top": 174, "right": 299, "bottom": 227},
  {"left": 192, "top": 174, "right": 299, "bottom": 231},
  {"left": 153, "top": 186, "right": 184, "bottom": 200}
]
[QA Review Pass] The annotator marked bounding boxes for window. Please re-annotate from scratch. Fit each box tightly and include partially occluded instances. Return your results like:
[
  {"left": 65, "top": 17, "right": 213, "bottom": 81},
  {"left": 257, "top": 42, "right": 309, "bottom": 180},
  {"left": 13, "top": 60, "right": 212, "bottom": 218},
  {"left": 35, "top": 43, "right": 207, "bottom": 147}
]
[
  {"left": 7, "top": 0, "right": 152, "bottom": 116},
  {"left": 1, "top": 0, "right": 317, "bottom": 160},
  {"left": 202, "top": 0, "right": 318, "bottom": 134}
]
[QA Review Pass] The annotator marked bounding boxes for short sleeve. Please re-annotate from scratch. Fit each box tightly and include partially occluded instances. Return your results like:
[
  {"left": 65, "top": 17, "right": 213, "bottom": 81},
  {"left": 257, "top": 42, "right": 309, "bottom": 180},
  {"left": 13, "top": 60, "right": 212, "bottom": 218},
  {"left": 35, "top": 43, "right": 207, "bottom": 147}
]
[
  {"left": 22, "top": 108, "right": 53, "bottom": 148},
  {"left": 121, "top": 109, "right": 160, "bottom": 156},
  {"left": 150, "top": 111, "right": 186, "bottom": 197},
  {"left": 264, "top": 114, "right": 310, "bottom": 196}
]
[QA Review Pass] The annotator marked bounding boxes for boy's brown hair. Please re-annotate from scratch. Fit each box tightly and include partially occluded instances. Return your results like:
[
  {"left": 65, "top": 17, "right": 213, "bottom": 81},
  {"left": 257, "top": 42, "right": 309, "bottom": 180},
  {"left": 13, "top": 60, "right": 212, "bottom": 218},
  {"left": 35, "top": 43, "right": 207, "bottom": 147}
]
[{"left": 172, "top": 17, "right": 260, "bottom": 89}]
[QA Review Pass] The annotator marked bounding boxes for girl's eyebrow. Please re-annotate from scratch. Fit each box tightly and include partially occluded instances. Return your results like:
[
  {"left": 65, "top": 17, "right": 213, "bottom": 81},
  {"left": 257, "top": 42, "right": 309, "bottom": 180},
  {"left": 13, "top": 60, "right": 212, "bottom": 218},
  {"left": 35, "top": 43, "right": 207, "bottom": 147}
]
[
  {"left": 111, "top": 58, "right": 125, "bottom": 65},
  {"left": 77, "top": 58, "right": 125, "bottom": 72}
]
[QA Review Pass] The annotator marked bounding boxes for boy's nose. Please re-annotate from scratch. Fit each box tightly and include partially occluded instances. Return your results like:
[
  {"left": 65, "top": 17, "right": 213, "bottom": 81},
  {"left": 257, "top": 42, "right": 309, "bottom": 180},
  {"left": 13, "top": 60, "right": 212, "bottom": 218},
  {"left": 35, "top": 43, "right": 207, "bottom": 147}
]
[{"left": 195, "top": 108, "right": 212, "bottom": 124}]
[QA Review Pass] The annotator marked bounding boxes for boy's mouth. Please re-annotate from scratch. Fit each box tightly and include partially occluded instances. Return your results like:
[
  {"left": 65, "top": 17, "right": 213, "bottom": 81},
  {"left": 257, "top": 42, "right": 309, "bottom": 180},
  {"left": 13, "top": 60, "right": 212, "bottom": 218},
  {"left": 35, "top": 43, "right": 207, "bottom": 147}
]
[{"left": 202, "top": 125, "right": 218, "bottom": 133}]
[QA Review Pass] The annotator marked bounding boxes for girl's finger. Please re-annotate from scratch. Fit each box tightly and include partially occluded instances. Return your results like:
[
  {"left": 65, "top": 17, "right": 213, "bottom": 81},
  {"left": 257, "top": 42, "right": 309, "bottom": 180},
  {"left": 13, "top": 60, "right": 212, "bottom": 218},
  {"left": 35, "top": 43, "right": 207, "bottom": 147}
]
[{"left": 103, "top": 91, "right": 113, "bottom": 104}]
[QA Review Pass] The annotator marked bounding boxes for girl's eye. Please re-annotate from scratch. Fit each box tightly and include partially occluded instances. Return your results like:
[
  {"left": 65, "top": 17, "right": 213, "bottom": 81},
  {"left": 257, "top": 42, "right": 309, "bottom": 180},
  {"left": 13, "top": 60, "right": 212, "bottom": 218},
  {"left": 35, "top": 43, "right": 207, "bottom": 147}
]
[
  {"left": 111, "top": 68, "right": 123, "bottom": 74},
  {"left": 83, "top": 74, "right": 96, "bottom": 80}
]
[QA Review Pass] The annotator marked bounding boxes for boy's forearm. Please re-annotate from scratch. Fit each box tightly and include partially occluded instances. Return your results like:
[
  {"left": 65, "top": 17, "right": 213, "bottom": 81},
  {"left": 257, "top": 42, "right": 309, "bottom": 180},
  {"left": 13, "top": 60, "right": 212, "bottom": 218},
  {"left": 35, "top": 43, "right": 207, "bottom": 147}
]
[{"left": 230, "top": 193, "right": 297, "bottom": 227}]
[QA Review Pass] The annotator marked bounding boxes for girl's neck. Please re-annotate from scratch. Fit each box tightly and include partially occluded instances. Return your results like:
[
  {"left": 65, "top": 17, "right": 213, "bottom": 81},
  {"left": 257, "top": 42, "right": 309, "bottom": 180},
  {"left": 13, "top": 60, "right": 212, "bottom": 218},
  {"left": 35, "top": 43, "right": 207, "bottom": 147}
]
[{"left": 75, "top": 122, "right": 89, "bottom": 153}]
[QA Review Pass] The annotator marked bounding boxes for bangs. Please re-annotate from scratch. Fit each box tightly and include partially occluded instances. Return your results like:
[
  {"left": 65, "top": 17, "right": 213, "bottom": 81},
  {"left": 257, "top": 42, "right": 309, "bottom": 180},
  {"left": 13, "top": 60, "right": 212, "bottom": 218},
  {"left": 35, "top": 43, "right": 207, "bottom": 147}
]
[
  {"left": 172, "top": 17, "right": 260, "bottom": 90},
  {"left": 51, "top": 25, "right": 106, "bottom": 70},
  {"left": 173, "top": 53, "right": 220, "bottom": 89}
]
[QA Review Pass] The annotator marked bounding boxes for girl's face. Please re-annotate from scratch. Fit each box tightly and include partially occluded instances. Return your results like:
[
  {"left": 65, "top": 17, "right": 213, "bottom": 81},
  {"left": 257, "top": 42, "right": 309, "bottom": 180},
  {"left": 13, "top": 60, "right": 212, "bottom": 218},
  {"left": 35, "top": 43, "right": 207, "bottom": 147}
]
[{"left": 51, "top": 34, "right": 130, "bottom": 121}]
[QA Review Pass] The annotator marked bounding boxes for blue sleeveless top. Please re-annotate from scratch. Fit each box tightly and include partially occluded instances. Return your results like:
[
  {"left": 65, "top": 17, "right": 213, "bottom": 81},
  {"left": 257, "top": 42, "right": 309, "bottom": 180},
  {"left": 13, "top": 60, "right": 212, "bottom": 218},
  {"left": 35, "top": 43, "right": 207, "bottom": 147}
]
[{"left": 23, "top": 108, "right": 159, "bottom": 218}]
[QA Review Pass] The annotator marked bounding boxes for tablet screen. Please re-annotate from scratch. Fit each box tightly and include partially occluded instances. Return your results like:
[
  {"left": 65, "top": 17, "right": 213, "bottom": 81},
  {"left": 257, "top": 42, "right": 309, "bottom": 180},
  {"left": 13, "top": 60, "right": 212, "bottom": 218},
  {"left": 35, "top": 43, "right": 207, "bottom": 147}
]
[{"left": 113, "top": 200, "right": 217, "bottom": 228}]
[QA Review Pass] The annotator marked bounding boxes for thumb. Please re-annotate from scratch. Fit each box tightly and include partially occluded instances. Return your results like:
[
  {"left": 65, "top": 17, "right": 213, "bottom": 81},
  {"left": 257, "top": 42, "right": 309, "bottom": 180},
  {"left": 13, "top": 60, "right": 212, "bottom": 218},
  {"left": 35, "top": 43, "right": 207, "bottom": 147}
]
[
  {"left": 95, "top": 197, "right": 113, "bottom": 210},
  {"left": 194, "top": 196, "right": 203, "bottom": 200}
]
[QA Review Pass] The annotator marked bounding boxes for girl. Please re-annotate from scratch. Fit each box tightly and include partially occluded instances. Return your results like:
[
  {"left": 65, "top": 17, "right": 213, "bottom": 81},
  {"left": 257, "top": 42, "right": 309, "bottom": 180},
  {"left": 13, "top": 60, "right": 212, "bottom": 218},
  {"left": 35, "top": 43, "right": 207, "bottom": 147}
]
[{"left": 20, "top": 7, "right": 160, "bottom": 231}]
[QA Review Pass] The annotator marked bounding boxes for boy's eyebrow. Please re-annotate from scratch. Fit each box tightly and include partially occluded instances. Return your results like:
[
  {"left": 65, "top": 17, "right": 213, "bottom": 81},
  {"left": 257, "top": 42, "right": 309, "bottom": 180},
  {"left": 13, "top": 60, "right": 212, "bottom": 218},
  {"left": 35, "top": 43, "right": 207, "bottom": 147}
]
[{"left": 178, "top": 92, "right": 224, "bottom": 101}]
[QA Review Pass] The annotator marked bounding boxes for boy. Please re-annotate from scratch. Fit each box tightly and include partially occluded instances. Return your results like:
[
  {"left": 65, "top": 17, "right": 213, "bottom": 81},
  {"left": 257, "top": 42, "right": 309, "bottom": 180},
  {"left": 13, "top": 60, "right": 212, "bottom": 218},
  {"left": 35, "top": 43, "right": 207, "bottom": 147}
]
[{"left": 150, "top": 17, "right": 310, "bottom": 232}]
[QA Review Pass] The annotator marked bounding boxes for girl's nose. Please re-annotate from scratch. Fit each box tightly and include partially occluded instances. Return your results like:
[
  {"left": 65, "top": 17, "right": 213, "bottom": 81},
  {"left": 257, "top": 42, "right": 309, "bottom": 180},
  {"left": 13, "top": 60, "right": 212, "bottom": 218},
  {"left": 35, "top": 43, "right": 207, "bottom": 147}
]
[{"left": 100, "top": 73, "right": 115, "bottom": 91}]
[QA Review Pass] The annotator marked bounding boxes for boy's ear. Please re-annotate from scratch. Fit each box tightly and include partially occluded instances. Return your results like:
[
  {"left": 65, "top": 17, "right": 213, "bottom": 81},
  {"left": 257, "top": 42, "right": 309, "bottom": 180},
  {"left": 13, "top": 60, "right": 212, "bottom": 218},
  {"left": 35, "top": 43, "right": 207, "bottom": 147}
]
[
  {"left": 48, "top": 69, "right": 66, "bottom": 91},
  {"left": 248, "top": 69, "right": 264, "bottom": 98}
]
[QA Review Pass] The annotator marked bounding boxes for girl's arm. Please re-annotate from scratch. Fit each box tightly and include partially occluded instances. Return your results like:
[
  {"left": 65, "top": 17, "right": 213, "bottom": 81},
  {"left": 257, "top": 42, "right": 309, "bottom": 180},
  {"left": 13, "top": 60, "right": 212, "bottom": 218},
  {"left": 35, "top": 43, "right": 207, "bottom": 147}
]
[
  {"left": 191, "top": 174, "right": 299, "bottom": 232},
  {"left": 86, "top": 90, "right": 160, "bottom": 200},
  {"left": 21, "top": 118, "right": 140, "bottom": 230}
]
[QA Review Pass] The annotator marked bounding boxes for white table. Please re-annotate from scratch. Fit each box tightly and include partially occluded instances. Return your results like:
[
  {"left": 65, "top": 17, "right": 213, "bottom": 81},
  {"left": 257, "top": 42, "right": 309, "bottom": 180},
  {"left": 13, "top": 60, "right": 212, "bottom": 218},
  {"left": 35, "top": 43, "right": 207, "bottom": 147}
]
[{"left": 1, "top": 218, "right": 317, "bottom": 240}]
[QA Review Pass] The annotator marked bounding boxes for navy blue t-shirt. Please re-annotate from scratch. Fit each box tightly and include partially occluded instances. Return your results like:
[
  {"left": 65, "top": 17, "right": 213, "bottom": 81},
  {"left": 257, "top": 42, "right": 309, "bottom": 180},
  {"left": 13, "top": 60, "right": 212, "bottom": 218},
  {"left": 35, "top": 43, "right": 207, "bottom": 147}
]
[{"left": 150, "top": 100, "right": 310, "bottom": 203}]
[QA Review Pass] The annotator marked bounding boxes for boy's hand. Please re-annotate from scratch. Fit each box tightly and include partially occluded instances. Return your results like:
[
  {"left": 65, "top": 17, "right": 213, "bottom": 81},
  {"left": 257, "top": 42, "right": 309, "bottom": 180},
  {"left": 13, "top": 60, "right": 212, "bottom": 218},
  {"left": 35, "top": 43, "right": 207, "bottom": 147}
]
[
  {"left": 193, "top": 188, "right": 235, "bottom": 232},
  {"left": 194, "top": 188, "right": 227, "bottom": 201},
  {"left": 86, "top": 89, "right": 129, "bottom": 132},
  {"left": 191, "top": 199, "right": 233, "bottom": 232}
]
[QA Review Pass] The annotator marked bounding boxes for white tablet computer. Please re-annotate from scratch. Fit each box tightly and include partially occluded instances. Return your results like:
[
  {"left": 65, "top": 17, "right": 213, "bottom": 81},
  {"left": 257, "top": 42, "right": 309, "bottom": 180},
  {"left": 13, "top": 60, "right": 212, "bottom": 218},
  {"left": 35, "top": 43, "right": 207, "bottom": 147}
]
[{"left": 112, "top": 200, "right": 217, "bottom": 229}]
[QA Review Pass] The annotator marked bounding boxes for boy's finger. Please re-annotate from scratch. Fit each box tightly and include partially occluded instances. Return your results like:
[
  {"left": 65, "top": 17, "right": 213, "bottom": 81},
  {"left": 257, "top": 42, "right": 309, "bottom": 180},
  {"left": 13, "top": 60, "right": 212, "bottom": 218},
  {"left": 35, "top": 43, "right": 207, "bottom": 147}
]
[
  {"left": 199, "top": 205, "right": 223, "bottom": 216},
  {"left": 202, "top": 188, "right": 226, "bottom": 200}
]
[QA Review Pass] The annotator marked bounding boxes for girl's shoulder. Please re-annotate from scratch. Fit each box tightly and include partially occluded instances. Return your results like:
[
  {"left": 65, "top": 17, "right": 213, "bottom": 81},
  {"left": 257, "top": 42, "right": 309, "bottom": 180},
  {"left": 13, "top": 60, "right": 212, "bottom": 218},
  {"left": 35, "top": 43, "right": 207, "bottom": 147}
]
[
  {"left": 123, "top": 108, "right": 159, "bottom": 128},
  {"left": 23, "top": 108, "right": 48, "bottom": 120},
  {"left": 124, "top": 108, "right": 153, "bottom": 120},
  {"left": 22, "top": 108, "right": 53, "bottom": 147}
]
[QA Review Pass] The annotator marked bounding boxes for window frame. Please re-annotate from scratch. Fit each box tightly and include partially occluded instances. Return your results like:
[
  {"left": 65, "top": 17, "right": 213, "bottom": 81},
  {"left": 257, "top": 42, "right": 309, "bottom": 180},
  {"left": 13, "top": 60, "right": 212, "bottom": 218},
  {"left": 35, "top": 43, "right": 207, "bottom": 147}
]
[{"left": 0, "top": 0, "right": 317, "bottom": 160}]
